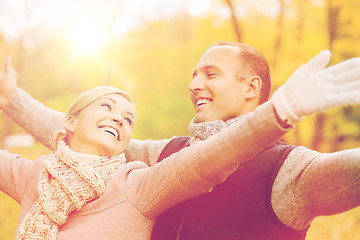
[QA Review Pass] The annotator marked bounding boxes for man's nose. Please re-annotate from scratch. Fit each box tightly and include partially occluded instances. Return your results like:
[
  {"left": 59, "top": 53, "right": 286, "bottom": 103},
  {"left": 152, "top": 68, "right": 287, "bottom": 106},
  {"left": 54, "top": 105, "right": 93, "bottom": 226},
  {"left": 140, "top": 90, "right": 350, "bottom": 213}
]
[{"left": 189, "top": 76, "right": 204, "bottom": 93}]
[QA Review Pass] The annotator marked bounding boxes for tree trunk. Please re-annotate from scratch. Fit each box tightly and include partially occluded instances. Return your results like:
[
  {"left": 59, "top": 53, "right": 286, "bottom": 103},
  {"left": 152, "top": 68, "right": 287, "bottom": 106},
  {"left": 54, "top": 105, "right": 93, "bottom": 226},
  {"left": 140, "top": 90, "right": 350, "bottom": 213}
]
[
  {"left": 312, "top": 0, "right": 340, "bottom": 151},
  {"left": 225, "top": 0, "right": 242, "bottom": 42},
  {"left": 272, "top": 0, "right": 285, "bottom": 68},
  {"left": 292, "top": 0, "right": 306, "bottom": 146}
]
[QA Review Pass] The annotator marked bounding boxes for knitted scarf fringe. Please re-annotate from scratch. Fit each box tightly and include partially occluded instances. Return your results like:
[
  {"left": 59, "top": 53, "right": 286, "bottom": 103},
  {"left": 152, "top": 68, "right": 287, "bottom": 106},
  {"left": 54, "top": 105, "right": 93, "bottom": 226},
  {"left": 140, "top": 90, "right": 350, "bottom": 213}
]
[{"left": 16, "top": 141, "right": 126, "bottom": 240}]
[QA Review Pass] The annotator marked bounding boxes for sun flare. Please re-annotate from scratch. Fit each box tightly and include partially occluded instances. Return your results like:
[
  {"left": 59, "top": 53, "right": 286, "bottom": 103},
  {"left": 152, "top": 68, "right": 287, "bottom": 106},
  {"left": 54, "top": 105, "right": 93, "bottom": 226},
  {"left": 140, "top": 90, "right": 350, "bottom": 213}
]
[{"left": 69, "top": 24, "right": 109, "bottom": 56}]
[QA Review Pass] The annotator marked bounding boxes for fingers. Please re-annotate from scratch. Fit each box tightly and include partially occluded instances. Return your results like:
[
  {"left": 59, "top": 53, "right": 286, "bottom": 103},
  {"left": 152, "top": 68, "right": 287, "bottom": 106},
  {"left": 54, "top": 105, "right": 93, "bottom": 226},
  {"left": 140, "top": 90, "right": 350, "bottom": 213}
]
[
  {"left": 5, "top": 56, "right": 14, "bottom": 75},
  {"left": 305, "top": 50, "right": 331, "bottom": 73},
  {"left": 332, "top": 91, "right": 360, "bottom": 106},
  {"left": 337, "top": 67, "right": 360, "bottom": 83},
  {"left": 321, "top": 63, "right": 360, "bottom": 85},
  {"left": 334, "top": 77, "right": 360, "bottom": 93},
  {"left": 323, "top": 76, "right": 360, "bottom": 106},
  {"left": 325, "top": 57, "right": 360, "bottom": 77}
]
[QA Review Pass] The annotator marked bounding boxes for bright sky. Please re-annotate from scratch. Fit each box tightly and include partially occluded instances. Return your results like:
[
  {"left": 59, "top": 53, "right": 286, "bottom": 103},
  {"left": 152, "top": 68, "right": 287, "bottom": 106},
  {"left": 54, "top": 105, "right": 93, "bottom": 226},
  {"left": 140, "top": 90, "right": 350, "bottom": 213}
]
[
  {"left": 0, "top": 0, "right": 291, "bottom": 53},
  {"left": 0, "top": 0, "right": 212, "bottom": 40},
  {"left": 0, "top": 0, "right": 216, "bottom": 53}
]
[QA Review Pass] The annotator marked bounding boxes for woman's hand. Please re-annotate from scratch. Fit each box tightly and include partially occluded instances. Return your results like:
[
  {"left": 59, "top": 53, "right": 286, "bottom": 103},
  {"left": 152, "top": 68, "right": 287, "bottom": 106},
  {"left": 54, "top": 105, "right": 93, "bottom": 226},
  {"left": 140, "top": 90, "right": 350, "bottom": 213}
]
[{"left": 0, "top": 56, "right": 18, "bottom": 109}]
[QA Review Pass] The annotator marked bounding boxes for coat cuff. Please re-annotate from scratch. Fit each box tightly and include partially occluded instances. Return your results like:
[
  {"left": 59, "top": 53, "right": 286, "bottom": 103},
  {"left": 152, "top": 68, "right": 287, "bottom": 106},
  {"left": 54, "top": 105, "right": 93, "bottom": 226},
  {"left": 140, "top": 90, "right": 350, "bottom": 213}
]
[{"left": 271, "top": 86, "right": 305, "bottom": 125}]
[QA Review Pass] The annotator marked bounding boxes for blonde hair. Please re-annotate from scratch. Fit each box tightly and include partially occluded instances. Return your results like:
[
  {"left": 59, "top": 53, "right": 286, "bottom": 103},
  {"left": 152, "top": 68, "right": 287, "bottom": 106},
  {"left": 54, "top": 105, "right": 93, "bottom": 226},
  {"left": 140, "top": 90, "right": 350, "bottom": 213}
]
[{"left": 54, "top": 86, "right": 134, "bottom": 148}]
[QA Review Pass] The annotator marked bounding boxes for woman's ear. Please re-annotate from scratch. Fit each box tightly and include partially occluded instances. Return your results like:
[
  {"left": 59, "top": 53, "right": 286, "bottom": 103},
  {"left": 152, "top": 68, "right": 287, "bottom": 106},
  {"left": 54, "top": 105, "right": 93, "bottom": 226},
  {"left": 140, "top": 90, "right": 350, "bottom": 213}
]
[
  {"left": 64, "top": 116, "right": 77, "bottom": 133},
  {"left": 245, "top": 76, "right": 262, "bottom": 100}
]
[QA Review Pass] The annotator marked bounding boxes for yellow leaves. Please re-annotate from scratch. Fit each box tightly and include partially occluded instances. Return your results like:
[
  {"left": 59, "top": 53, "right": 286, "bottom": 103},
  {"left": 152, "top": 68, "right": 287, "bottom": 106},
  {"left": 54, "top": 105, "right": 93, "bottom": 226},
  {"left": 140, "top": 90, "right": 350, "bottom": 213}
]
[{"left": 0, "top": 192, "right": 19, "bottom": 240}]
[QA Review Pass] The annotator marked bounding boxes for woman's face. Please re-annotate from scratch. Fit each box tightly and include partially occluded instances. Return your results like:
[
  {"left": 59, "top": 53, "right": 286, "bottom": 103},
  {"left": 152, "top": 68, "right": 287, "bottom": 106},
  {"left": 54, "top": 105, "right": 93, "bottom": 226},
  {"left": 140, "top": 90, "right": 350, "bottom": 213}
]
[{"left": 66, "top": 93, "right": 136, "bottom": 156}]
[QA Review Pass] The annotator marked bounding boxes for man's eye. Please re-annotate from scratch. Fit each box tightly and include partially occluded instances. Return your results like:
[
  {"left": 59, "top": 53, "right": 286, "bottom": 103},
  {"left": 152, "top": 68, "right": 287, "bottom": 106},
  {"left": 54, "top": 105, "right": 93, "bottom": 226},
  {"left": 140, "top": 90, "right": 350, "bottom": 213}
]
[
  {"left": 207, "top": 73, "right": 217, "bottom": 78},
  {"left": 101, "top": 103, "right": 112, "bottom": 110}
]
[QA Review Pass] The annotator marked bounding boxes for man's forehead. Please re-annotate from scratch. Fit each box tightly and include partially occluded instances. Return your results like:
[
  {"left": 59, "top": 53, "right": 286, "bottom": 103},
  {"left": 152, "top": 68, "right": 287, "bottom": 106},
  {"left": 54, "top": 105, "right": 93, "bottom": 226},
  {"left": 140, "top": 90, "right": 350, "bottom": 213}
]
[
  {"left": 204, "top": 45, "right": 240, "bottom": 56},
  {"left": 195, "top": 46, "right": 241, "bottom": 70},
  {"left": 199, "top": 46, "right": 240, "bottom": 64}
]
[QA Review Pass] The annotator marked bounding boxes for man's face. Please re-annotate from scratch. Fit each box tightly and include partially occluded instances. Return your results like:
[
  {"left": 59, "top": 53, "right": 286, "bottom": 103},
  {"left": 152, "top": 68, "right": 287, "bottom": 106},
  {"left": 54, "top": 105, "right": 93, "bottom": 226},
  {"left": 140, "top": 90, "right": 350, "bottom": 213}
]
[
  {"left": 67, "top": 93, "right": 136, "bottom": 156},
  {"left": 189, "top": 46, "right": 250, "bottom": 123}
]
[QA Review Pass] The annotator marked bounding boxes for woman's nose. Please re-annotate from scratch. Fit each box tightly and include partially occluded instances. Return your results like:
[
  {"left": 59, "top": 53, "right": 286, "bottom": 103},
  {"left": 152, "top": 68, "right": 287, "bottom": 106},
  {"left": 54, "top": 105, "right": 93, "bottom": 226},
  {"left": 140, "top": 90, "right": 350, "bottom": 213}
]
[{"left": 112, "top": 114, "right": 124, "bottom": 126}]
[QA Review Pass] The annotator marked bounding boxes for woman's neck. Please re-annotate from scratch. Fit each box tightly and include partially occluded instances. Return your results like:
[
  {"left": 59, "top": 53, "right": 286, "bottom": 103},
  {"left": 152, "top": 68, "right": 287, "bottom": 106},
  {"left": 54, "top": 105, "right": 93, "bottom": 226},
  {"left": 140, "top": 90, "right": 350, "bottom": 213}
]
[{"left": 65, "top": 144, "right": 99, "bottom": 163}]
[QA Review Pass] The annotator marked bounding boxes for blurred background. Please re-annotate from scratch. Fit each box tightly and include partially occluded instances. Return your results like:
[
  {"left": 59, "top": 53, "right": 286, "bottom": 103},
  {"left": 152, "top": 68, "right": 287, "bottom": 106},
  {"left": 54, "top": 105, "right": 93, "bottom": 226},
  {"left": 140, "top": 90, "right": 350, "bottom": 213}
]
[{"left": 0, "top": 0, "right": 360, "bottom": 239}]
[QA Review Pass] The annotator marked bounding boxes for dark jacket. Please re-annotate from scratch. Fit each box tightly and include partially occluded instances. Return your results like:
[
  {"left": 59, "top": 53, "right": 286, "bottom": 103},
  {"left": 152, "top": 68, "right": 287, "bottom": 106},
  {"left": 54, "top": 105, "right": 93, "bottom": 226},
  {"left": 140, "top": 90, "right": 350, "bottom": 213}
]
[{"left": 151, "top": 136, "right": 308, "bottom": 240}]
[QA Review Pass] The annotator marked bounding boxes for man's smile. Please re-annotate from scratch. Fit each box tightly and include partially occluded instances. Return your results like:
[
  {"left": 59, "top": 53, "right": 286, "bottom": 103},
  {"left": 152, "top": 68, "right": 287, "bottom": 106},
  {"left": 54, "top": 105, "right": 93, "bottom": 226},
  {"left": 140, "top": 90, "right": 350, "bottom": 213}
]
[{"left": 196, "top": 98, "right": 212, "bottom": 107}]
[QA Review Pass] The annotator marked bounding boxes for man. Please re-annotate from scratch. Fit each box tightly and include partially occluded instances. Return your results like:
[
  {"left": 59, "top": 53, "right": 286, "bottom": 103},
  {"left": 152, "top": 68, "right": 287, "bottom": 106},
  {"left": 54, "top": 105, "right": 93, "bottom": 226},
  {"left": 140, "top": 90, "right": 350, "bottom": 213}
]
[
  {"left": 2, "top": 42, "right": 360, "bottom": 239},
  {"left": 151, "top": 43, "right": 360, "bottom": 239}
]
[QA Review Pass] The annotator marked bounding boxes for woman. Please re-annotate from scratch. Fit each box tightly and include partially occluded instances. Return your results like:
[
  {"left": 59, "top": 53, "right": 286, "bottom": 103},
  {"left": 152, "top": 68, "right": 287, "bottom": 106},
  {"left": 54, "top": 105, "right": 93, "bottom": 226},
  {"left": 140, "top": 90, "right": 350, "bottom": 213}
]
[
  {"left": 0, "top": 61, "right": 290, "bottom": 240},
  {"left": 5, "top": 86, "right": 137, "bottom": 240}
]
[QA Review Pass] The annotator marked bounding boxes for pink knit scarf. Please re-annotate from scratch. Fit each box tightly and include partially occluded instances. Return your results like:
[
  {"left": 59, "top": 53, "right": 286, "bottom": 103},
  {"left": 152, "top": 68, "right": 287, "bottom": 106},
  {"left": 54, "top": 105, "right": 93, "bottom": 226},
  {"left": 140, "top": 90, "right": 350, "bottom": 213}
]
[{"left": 16, "top": 141, "right": 126, "bottom": 240}]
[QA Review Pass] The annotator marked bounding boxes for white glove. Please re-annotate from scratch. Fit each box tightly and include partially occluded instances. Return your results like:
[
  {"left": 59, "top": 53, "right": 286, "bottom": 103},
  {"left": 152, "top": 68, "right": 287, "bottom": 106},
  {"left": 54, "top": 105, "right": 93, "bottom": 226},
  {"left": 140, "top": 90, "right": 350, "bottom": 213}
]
[{"left": 272, "top": 50, "right": 360, "bottom": 125}]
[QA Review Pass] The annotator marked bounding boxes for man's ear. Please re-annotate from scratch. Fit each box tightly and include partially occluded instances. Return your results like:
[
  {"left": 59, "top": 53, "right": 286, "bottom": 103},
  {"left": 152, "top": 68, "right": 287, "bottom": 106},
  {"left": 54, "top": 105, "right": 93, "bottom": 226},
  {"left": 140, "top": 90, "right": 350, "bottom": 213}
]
[
  {"left": 64, "top": 116, "right": 77, "bottom": 133},
  {"left": 245, "top": 76, "right": 262, "bottom": 100}
]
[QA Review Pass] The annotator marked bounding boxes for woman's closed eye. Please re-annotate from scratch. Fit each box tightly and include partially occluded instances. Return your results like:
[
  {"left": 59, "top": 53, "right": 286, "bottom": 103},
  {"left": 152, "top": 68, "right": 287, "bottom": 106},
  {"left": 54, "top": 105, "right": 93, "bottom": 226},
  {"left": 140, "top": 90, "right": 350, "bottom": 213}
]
[{"left": 124, "top": 117, "right": 133, "bottom": 126}]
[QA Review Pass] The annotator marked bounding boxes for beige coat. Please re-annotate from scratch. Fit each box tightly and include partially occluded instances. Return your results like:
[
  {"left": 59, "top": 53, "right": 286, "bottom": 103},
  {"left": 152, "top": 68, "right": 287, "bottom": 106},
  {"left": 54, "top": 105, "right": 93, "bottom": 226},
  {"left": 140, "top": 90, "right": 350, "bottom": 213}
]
[{"left": 0, "top": 100, "right": 289, "bottom": 239}]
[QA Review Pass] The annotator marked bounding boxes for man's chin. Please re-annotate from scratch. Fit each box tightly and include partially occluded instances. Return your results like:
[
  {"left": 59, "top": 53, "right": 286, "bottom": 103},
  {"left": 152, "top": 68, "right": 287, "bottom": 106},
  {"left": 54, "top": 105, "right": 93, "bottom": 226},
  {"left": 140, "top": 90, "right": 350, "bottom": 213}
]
[
  {"left": 193, "top": 115, "right": 204, "bottom": 123},
  {"left": 194, "top": 113, "right": 215, "bottom": 123}
]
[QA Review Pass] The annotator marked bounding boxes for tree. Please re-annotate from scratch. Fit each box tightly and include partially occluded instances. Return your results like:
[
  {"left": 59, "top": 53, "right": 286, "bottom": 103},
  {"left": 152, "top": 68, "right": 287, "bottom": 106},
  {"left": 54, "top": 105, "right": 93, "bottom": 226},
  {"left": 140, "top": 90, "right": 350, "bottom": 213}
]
[
  {"left": 311, "top": 0, "right": 341, "bottom": 151},
  {"left": 272, "top": 0, "right": 285, "bottom": 68},
  {"left": 225, "top": 0, "right": 242, "bottom": 42},
  {"left": 291, "top": 0, "right": 307, "bottom": 146}
]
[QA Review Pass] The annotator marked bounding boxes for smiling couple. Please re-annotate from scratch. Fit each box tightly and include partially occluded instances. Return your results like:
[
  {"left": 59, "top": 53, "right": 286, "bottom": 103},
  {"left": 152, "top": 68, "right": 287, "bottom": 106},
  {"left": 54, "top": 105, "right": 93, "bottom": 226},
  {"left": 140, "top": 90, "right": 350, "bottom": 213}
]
[{"left": 1, "top": 42, "right": 360, "bottom": 240}]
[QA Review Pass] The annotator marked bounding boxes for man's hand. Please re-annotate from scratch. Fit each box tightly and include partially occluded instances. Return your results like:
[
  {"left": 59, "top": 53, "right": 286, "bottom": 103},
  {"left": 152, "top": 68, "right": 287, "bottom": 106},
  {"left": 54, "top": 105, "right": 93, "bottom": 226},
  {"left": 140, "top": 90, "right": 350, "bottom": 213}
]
[
  {"left": 0, "top": 56, "right": 18, "bottom": 109},
  {"left": 272, "top": 51, "right": 360, "bottom": 125}
]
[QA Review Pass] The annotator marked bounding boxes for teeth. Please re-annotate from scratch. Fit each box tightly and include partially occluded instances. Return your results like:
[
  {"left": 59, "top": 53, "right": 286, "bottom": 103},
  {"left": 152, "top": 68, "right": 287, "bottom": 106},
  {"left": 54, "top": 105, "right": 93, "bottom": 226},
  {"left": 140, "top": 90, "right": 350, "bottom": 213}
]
[
  {"left": 100, "top": 126, "right": 119, "bottom": 140},
  {"left": 196, "top": 99, "right": 211, "bottom": 106}
]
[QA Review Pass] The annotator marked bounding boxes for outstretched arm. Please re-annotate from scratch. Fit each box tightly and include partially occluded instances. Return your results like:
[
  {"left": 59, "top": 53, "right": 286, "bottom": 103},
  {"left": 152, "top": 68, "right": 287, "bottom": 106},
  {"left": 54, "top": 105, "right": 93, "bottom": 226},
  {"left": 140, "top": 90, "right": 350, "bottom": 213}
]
[
  {"left": 129, "top": 51, "right": 360, "bottom": 217},
  {"left": 0, "top": 149, "right": 34, "bottom": 203},
  {"left": 273, "top": 147, "right": 360, "bottom": 230},
  {"left": 0, "top": 57, "right": 17, "bottom": 108},
  {"left": 4, "top": 88, "right": 65, "bottom": 150},
  {"left": 0, "top": 57, "right": 171, "bottom": 162},
  {"left": 0, "top": 57, "right": 65, "bottom": 149},
  {"left": 126, "top": 100, "right": 291, "bottom": 218},
  {"left": 301, "top": 149, "right": 360, "bottom": 217},
  {"left": 270, "top": 51, "right": 360, "bottom": 230}
]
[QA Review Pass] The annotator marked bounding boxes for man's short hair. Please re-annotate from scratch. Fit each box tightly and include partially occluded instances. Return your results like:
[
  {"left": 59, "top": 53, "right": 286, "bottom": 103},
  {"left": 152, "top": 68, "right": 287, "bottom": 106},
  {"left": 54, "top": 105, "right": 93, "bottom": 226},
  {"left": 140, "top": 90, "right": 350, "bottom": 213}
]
[{"left": 210, "top": 42, "right": 271, "bottom": 104}]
